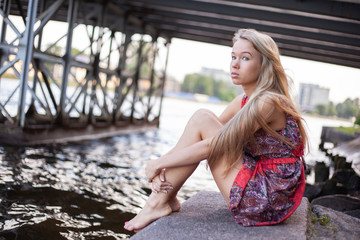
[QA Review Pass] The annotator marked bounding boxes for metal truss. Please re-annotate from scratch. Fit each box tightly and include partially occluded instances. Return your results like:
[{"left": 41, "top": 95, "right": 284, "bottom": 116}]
[{"left": 0, "top": 0, "right": 170, "bottom": 144}]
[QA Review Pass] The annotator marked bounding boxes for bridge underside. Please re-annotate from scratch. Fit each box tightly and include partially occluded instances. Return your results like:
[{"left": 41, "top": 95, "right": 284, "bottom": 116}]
[
  {"left": 114, "top": 0, "right": 360, "bottom": 69},
  {"left": 0, "top": 0, "right": 359, "bottom": 145}
]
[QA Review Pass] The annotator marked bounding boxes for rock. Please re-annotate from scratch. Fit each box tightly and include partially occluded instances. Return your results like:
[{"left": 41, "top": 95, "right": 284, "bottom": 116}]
[
  {"left": 131, "top": 191, "right": 310, "bottom": 240},
  {"left": 311, "top": 194, "right": 360, "bottom": 212},
  {"left": 333, "top": 155, "right": 352, "bottom": 170},
  {"left": 309, "top": 205, "right": 360, "bottom": 240},
  {"left": 331, "top": 169, "right": 355, "bottom": 186},
  {"left": 304, "top": 183, "right": 322, "bottom": 202},
  {"left": 320, "top": 179, "right": 340, "bottom": 195},
  {"left": 347, "top": 175, "right": 360, "bottom": 192},
  {"left": 314, "top": 162, "right": 329, "bottom": 183},
  {"left": 344, "top": 209, "right": 360, "bottom": 219}
]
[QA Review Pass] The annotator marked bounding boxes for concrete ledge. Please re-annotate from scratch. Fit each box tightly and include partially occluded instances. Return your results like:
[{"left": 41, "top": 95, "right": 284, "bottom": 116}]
[{"left": 131, "top": 191, "right": 310, "bottom": 240}]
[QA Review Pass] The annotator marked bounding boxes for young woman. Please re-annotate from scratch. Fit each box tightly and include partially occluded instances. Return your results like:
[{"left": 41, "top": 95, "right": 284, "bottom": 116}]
[{"left": 124, "top": 28, "right": 308, "bottom": 231}]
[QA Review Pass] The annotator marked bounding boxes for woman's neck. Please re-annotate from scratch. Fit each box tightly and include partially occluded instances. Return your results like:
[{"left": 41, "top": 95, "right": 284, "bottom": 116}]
[{"left": 242, "top": 85, "right": 256, "bottom": 98}]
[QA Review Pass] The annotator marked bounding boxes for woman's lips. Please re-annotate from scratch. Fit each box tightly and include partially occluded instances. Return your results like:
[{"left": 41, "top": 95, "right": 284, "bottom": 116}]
[{"left": 231, "top": 72, "right": 238, "bottom": 78}]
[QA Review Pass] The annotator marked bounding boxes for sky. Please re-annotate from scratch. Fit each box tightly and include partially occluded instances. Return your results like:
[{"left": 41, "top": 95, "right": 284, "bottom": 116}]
[{"left": 166, "top": 38, "right": 360, "bottom": 104}]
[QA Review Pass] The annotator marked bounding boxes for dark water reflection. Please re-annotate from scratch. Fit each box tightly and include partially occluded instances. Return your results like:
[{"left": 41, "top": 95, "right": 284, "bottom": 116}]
[{"left": 0, "top": 132, "right": 173, "bottom": 239}]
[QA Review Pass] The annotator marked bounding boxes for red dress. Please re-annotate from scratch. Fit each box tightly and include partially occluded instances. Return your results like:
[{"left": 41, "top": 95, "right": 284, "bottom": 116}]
[{"left": 229, "top": 95, "right": 305, "bottom": 226}]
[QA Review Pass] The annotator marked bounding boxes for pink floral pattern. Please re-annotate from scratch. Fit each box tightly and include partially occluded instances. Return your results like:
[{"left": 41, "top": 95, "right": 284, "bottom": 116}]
[{"left": 229, "top": 95, "right": 305, "bottom": 226}]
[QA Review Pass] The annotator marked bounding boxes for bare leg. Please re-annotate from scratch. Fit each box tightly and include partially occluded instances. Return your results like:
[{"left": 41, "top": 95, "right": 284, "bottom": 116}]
[{"left": 124, "top": 109, "right": 223, "bottom": 231}]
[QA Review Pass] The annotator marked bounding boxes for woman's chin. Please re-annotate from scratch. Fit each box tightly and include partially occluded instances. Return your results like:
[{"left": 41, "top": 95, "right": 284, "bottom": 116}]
[{"left": 232, "top": 80, "right": 242, "bottom": 85}]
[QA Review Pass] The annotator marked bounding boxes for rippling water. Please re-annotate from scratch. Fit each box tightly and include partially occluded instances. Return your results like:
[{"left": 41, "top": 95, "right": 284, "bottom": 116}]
[{"left": 0, "top": 98, "right": 352, "bottom": 239}]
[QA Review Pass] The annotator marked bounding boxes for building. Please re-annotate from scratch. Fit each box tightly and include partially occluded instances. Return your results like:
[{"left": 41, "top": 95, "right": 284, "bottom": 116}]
[
  {"left": 299, "top": 83, "right": 330, "bottom": 112},
  {"left": 200, "top": 67, "right": 231, "bottom": 83},
  {"left": 164, "top": 76, "right": 181, "bottom": 92}
]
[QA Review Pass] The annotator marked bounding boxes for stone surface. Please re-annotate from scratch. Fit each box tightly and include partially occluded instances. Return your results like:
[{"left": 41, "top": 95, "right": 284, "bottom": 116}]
[
  {"left": 311, "top": 194, "right": 360, "bottom": 212},
  {"left": 131, "top": 191, "right": 309, "bottom": 240},
  {"left": 310, "top": 205, "right": 360, "bottom": 240}
]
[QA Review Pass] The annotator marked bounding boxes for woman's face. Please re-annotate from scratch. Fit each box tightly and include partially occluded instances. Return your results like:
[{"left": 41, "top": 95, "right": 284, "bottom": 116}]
[{"left": 230, "top": 38, "right": 261, "bottom": 90}]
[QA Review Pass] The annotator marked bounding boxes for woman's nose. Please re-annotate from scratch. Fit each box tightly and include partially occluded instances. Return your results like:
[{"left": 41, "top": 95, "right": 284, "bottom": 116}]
[{"left": 231, "top": 59, "right": 239, "bottom": 69}]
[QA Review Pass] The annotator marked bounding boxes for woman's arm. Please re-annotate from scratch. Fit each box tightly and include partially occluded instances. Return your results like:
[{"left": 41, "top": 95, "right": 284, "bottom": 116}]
[
  {"left": 218, "top": 93, "right": 245, "bottom": 124},
  {"left": 146, "top": 138, "right": 211, "bottom": 181}
]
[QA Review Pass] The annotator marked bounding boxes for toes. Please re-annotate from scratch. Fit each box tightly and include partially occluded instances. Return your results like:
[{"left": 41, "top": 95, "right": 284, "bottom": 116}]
[{"left": 124, "top": 221, "right": 134, "bottom": 231}]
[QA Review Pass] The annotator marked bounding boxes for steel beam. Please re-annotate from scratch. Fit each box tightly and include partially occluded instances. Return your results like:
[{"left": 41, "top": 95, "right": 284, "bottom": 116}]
[
  {"left": 59, "top": 0, "right": 78, "bottom": 124},
  {"left": 130, "top": 35, "right": 144, "bottom": 122},
  {"left": 157, "top": 39, "right": 170, "bottom": 127},
  {"left": 129, "top": 0, "right": 360, "bottom": 35},
  {"left": 17, "top": 0, "right": 38, "bottom": 127}
]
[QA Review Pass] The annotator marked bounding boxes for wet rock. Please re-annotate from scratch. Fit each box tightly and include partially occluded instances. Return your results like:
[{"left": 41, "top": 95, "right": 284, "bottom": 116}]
[
  {"left": 344, "top": 209, "right": 360, "bottom": 219},
  {"left": 309, "top": 205, "right": 360, "bottom": 240},
  {"left": 333, "top": 155, "right": 352, "bottom": 170},
  {"left": 331, "top": 169, "right": 356, "bottom": 185},
  {"left": 320, "top": 179, "right": 345, "bottom": 196},
  {"left": 304, "top": 183, "right": 322, "bottom": 202},
  {"left": 347, "top": 175, "right": 360, "bottom": 192},
  {"left": 314, "top": 162, "right": 329, "bottom": 183},
  {"left": 311, "top": 194, "right": 360, "bottom": 212}
]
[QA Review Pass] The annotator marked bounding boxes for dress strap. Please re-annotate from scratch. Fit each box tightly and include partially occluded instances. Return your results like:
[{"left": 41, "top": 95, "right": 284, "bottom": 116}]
[{"left": 241, "top": 95, "right": 248, "bottom": 108}]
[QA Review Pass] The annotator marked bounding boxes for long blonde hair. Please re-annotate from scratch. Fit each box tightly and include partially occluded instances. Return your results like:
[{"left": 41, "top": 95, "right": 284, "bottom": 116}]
[{"left": 207, "top": 29, "right": 308, "bottom": 172}]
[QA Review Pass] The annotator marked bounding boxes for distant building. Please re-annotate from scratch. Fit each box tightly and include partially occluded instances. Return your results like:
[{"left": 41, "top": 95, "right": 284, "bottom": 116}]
[
  {"left": 200, "top": 67, "right": 230, "bottom": 83},
  {"left": 164, "top": 76, "right": 181, "bottom": 92},
  {"left": 299, "top": 83, "right": 329, "bottom": 112}
]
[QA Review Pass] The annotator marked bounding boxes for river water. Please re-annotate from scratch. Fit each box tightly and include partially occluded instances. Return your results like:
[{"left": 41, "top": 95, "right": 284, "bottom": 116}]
[{"left": 0, "top": 97, "right": 352, "bottom": 239}]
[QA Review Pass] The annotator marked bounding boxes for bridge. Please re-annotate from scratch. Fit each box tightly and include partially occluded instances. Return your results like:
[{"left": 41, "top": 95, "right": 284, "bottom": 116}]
[{"left": 0, "top": 0, "right": 359, "bottom": 145}]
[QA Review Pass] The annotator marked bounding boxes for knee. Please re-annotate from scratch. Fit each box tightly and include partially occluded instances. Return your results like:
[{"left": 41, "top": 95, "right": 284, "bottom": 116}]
[{"left": 191, "top": 109, "right": 218, "bottom": 124}]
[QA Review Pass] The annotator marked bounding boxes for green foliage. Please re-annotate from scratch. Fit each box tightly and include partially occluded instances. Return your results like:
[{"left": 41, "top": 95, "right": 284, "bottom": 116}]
[
  {"left": 355, "top": 114, "right": 360, "bottom": 125},
  {"left": 336, "top": 98, "right": 360, "bottom": 119},
  {"left": 311, "top": 212, "right": 331, "bottom": 225},
  {"left": 335, "top": 126, "right": 360, "bottom": 135},
  {"left": 316, "top": 104, "right": 327, "bottom": 115},
  {"left": 327, "top": 102, "right": 337, "bottom": 116},
  {"left": 315, "top": 98, "right": 359, "bottom": 119},
  {"left": 181, "top": 73, "right": 236, "bottom": 102}
]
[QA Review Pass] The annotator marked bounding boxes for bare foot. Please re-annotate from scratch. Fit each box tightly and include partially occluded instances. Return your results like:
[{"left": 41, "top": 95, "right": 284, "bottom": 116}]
[
  {"left": 124, "top": 195, "right": 172, "bottom": 232},
  {"left": 169, "top": 197, "right": 181, "bottom": 212}
]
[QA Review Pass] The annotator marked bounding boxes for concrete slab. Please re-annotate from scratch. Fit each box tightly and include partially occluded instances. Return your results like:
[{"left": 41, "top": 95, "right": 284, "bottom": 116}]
[{"left": 131, "top": 191, "right": 310, "bottom": 240}]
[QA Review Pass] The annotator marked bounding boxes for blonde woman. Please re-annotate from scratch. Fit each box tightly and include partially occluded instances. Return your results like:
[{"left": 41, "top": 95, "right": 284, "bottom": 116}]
[{"left": 124, "top": 29, "right": 307, "bottom": 231}]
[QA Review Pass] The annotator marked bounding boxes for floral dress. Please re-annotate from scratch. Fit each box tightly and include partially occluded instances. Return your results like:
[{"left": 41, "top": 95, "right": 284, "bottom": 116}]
[{"left": 229, "top": 95, "right": 305, "bottom": 226}]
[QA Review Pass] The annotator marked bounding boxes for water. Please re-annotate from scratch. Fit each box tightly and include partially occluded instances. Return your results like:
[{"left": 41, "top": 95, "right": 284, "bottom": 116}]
[{"left": 0, "top": 97, "right": 352, "bottom": 239}]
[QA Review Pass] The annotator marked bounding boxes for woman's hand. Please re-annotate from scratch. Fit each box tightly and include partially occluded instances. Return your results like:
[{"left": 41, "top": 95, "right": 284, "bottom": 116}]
[
  {"left": 151, "top": 169, "right": 174, "bottom": 193},
  {"left": 145, "top": 159, "right": 162, "bottom": 182}
]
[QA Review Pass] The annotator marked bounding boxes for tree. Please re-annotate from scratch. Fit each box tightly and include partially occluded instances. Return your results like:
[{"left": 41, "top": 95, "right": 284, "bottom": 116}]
[
  {"left": 355, "top": 114, "right": 360, "bottom": 125},
  {"left": 336, "top": 98, "right": 360, "bottom": 119},
  {"left": 327, "top": 102, "right": 337, "bottom": 116},
  {"left": 180, "top": 73, "right": 237, "bottom": 102},
  {"left": 316, "top": 104, "right": 327, "bottom": 115}
]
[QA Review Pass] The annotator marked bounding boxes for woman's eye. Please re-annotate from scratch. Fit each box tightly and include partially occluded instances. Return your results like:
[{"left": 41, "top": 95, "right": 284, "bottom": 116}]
[
  {"left": 231, "top": 55, "right": 236, "bottom": 60},
  {"left": 242, "top": 56, "right": 249, "bottom": 61}
]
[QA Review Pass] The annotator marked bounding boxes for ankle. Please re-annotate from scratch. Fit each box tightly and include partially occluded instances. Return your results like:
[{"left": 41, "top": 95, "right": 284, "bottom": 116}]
[{"left": 147, "top": 193, "right": 170, "bottom": 208}]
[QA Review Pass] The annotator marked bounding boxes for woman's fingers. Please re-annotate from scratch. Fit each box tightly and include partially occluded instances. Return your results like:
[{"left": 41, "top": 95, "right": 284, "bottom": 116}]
[
  {"left": 160, "top": 168, "right": 166, "bottom": 182},
  {"left": 151, "top": 175, "right": 173, "bottom": 193}
]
